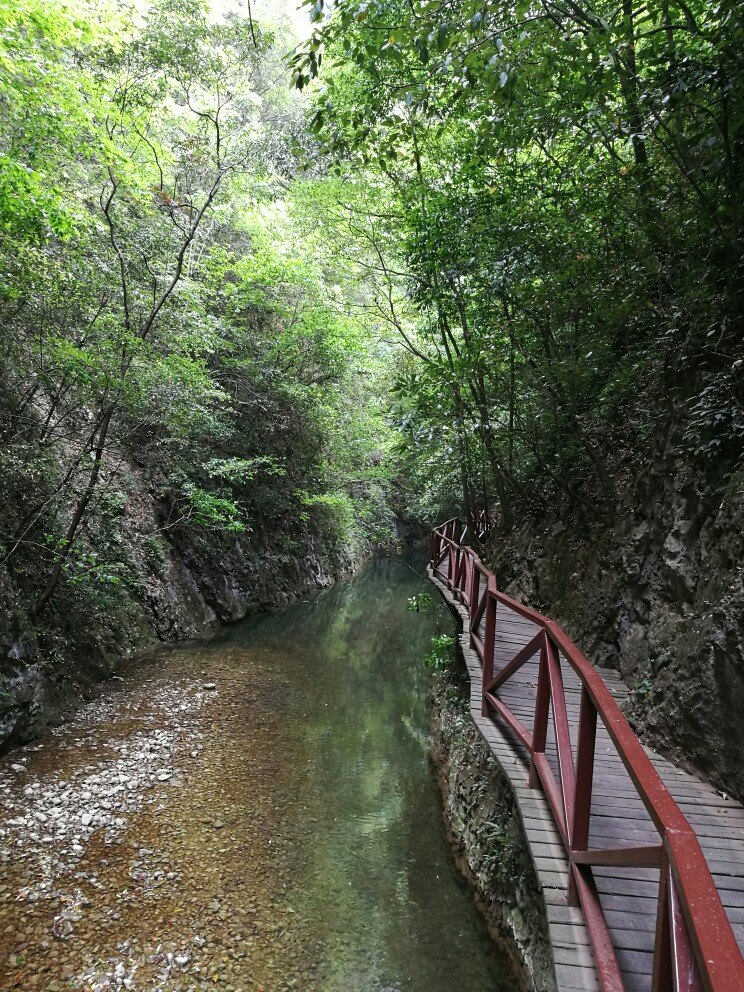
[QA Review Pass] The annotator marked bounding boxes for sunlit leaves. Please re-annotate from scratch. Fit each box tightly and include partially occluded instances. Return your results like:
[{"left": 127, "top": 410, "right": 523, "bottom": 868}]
[
  {"left": 0, "top": 0, "right": 404, "bottom": 602},
  {"left": 294, "top": 0, "right": 744, "bottom": 521}
]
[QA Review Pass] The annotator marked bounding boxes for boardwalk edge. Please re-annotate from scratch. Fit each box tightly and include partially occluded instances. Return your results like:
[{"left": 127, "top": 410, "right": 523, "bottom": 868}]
[{"left": 428, "top": 564, "right": 601, "bottom": 992}]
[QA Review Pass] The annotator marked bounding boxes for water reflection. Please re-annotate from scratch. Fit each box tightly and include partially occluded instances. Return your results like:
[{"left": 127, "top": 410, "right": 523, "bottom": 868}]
[{"left": 216, "top": 555, "right": 517, "bottom": 992}]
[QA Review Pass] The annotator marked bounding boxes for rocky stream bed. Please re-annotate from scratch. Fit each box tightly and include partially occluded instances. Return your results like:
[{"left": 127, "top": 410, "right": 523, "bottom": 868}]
[
  {"left": 0, "top": 558, "right": 518, "bottom": 992},
  {"left": 0, "top": 646, "right": 321, "bottom": 992}
]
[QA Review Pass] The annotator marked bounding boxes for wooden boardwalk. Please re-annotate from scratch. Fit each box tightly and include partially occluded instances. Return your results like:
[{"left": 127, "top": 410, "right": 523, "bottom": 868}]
[{"left": 429, "top": 524, "right": 744, "bottom": 992}]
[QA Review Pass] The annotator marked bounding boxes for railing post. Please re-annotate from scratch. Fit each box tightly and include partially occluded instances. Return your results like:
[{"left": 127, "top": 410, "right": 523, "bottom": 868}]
[
  {"left": 651, "top": 846, "right": 673, "bottom": 992},
  {"left": 652, "top": 842, "right": 704, "bottom": 992},
  {"left": 432, "top": 528, "right": 443, "bottom": 570},
  {"left": 469, "top": 563, "right": 479, "bottom": 623},
  {"left": 529, "top": 632, "right": 551, "bottom": 788},
  {"left": 568, "top": 686, "right": 597, "bottom": 906},
  {"left": 456, "top": 547, "right": 465, "bottom": 603},
  {"left": 481, "top": 576, "right": 497, "bottom": 716},
  {"left": 469, "top": 566, "right": 480, "bottom": 653}
]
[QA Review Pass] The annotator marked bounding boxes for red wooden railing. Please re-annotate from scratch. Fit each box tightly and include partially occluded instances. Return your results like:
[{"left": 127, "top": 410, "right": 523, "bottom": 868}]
[
  {"left": 430, "top": 518, "right": 744, "bottom": 992},
  {"left": 467, "top": 507, "right": 493, "bottom": 540}
]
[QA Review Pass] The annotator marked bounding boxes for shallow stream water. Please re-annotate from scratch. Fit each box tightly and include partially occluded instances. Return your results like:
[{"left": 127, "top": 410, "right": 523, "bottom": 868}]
[{"left": 0, "top": 555, "right": 518, "bottom": 992}]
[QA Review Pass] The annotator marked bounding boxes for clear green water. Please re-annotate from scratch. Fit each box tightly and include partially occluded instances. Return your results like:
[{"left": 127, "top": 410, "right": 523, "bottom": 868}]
[
  {"left": 0, "top": 554, "right": 519, "bottom": 991},
  {"left": 213, "top": 554, "right": 518, "bottom": 992}
]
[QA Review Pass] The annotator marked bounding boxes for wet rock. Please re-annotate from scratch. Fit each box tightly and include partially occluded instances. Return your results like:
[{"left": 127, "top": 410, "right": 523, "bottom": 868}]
[
  {"left": 491, "top": 463, "right": 744, "bottom": 802},
  {"left": 432, "top": 677, "right": 554, "bottom": 992}
]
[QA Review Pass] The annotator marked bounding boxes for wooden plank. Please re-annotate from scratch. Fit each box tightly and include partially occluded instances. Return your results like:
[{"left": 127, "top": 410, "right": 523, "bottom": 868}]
[
  {"left": 551, "top": 921, "right": 656, "bottom": 954},
  {"left": 429, "top": 565, "right": 744, "bottom": 992},
  {"left": 592, "top": 875, "right": 659, "bottom": 898},
  {"left": 554, "top": 963, "right": 602, "bottom": 992},
  {"left": 614, "top": 947, "right": 654, "bottom": 977},
  {"left": 554, "top": 945, "right": 603, "bottom": 968},
  {"left": 603, "top": 909, "right": 659, "bottom": 932}
]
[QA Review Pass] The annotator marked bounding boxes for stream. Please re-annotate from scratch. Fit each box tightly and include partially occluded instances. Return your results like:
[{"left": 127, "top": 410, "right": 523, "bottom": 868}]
[{"left": 0, "top": 555, "right": 518, "bottom": 992}]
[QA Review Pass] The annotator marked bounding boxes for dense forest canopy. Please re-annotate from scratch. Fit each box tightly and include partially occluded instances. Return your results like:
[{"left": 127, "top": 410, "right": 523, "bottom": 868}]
[
  {"left": 0, "top": 0, "right": 742, "bottom": 669},
  {"left": 291, "top": 0, "right": 743, "bottom": 525},
  {"left": 0, "top": 0, "right": 406, "bottom": 638}
]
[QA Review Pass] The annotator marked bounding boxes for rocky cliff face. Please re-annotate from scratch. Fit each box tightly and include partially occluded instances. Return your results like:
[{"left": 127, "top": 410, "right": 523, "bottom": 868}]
[
  {"left": 431, "top": 675, "right": 553, "bottom": 992},
  {"left": 0, "top": 475, "right": 366, "bottom": 753},
  {"left": 487, "top": 462, "right": 744, "bottom": 801}
]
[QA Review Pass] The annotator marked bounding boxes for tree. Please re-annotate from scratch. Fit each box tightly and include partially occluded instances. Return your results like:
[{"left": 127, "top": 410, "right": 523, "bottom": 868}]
[{"left": 288, "top": 0, "right": 744, "bottom": 525}]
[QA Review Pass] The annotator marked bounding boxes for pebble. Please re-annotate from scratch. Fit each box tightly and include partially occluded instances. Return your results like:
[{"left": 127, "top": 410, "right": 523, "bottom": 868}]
[{"left": 0, "top": 657, "right": 325, "bottom": 992}]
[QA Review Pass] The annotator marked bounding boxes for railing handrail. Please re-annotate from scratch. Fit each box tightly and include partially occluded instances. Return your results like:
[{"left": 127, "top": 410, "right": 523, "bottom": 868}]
[{"left": 429, "top": 518, "right": 744, "bottom": 992}]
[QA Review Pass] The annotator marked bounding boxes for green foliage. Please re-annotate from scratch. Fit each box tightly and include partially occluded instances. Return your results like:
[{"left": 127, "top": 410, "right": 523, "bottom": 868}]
[
  {"left": 290, "top": 0, "right": 744, "bottom": 528},
  {"left": 425, "top": 634, "right": 456, "bottom": 672},
  {"left": 406, "top": 592, "right": 434, "bottom": 614},
  {"left": 176, "top": 483, "right": 246, "bottom": 534},
  {"left": 0, "top": 0, "right": 97, "bottom": 239},
  {"left": 634, "top": 677, "right": 653, "bottom": 700},
  {"left": 480, "top": 821, "right": 509, "bottom": 869},
  {"left": 0, "top": 0, "right": 406, "bottom": 631},
  {"left": 205, "top": 457, "right": 286, "bottom": 484},
  {"left": 9, "top": 0, "right": 741, "bottom": 657}
]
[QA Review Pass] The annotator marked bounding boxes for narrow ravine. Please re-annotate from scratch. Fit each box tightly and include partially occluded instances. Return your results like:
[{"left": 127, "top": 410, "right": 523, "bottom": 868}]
[{"left": 0, "top": 556, "right": 520, "bottom": 992}]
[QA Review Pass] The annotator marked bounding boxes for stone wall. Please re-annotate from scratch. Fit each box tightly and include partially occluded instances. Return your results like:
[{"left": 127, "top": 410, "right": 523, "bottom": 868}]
[
  {"left": 0, "top": 475, "right": 374, "bottom": 752},
  {"left": 431, "top": 672, "right": 555, "bottom": 992},
  {"left": 486, "top": 463, "right": 744, "bottom": 800}
]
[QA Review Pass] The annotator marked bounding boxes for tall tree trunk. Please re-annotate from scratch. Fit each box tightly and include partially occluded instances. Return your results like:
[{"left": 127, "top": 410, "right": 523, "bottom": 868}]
[{"left": 33, "top": 409, "right": 112, "bottom": 617}]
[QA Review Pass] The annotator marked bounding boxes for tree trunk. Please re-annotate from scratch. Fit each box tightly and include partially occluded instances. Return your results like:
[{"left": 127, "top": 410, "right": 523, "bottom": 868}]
[{"left": 33, "top": 409, "right": 112, "bottom": 617}]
